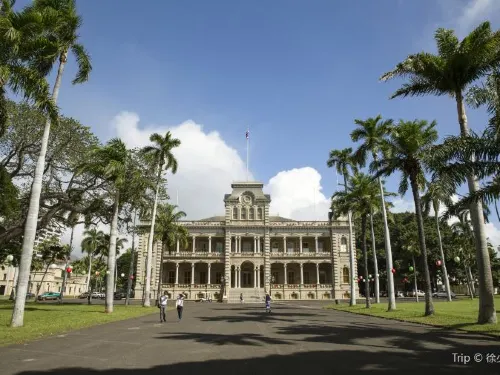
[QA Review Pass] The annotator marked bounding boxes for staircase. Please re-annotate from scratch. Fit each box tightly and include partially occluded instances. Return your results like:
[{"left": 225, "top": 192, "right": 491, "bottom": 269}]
[{"left": 228, "top": 288, "right": 265, "bottom": 303}]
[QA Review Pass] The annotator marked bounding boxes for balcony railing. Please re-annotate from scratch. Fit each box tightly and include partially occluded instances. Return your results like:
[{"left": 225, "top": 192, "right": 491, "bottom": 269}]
[
  {"left": 270, "top": 252, "right": 330, "bottom": 257},
  {"left": 164, "top": 252, "right": 224, "bottom": 258},
  {"left": 270, "top": 284, "right": 333, "bottom": 289},
  {"left": 161, "top": 283, "right": 222, "bottom": 289}
]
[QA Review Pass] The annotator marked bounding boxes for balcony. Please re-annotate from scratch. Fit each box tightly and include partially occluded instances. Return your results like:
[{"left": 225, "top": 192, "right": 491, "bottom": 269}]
[
  {"left": 163, "top": 252, "right": 224, "bottom": 259},
  {"left": 270, "top": 252, "right": 331, "bottom": 258}
]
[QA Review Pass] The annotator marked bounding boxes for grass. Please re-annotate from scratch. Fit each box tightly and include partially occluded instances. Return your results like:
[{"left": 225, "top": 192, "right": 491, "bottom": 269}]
[
  {"left": 325, "top": 296, "right": 500, "bottom": 337},
  {"left": 0, "top": 300, "right": 158, "bottom": 347}
]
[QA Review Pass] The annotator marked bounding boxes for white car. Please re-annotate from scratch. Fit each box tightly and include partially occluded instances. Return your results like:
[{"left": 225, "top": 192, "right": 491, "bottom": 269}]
[{"left": 409, "top": 290, "right": 425, "bottom": 297}]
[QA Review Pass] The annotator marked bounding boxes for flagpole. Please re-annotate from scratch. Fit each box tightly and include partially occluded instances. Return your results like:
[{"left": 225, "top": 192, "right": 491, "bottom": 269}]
[{"left": 246, "top": 127, "right": 249, "bottom": 181}]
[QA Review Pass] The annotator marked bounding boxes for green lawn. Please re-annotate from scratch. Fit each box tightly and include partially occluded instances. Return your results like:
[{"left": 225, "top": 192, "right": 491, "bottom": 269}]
[
  {"left": 325, "top": 296, "right": 500, "bottom": 337},
  {"left": 0, "top": 300, "right": 158, "bottom": 347}
]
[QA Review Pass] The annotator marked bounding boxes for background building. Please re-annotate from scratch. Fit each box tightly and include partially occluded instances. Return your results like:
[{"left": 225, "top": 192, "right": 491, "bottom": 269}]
[{"left": 135, "top": 181, "right": 358, "bottom": 302}]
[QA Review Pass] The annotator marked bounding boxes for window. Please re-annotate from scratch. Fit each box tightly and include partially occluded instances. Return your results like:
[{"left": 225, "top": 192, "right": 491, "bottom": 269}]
[
  {"left": 215, "top": 272, "right": 222, "bottom": 284},
  {"left": 303, "top": 242, "right": 309, "bottom": 252},
  {"left": 304, "top": 272, "right": 310, "bottom": 284},
  {"left": 271, "top": 242, "right": 279, "bottom": 252},
  {"left": 184, "top": 271, "right": 191, "bottom": 284},
  {"left": 340, "top": 237, "right": 348, "bottom": 252},
  {"left": 272, "top": 271, "right": 279, "bottom": 284},
  {"left": 233, "top": 207, "right": 238, "bottom": 219},
  {"left": 249, "top": 208, "right": 255, "bottom": 220},
  {"left": 168, "top": 271, "right": 175, "bottom": 284},
  {"left": 202, "top": 242, "right": 207, "bottom": 251},
  {"left": 287, "top": 271, "right": 295, "bottom": 284},
  {"left": 216, "top": 242, "right": 223, "bottom": 253},
  {"left": 69, "top": 287, "right": 72, "bottom": 294},
  {"left": 257, "top": 208, "right": 263, "bottom": 220},
  {"left": 242, "top": 241, "right": 252, "bottom": 253},
  {"left": 343, "top": 267, "right": 350, "bottom": 284},
  {"left": 199, "top": 272, "right": 207, "bottom": 284},
  {"left": 287, "top": 242, "right": 294, "bottom": 253},
  {"left": 241, "top": 208, "right": 247, "bottom": 220},
  {"left": 318, "top": 241, "right": 324, "bottom": 252},
  {"left": 319, "top": 271, "right": 326, "bottom": 284}
]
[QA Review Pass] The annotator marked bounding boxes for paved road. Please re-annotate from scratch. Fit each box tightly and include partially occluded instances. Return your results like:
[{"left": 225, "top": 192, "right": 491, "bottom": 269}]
[{"left": 0, "top": 301, "right": 498, "bottom": 375}]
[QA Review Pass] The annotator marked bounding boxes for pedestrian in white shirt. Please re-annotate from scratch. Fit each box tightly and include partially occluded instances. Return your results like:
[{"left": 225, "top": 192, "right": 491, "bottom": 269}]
[
  {"left": 176, "top": 294, "right": 184, "bottom": 320},
  {"left": 159, "top": 291, "right": 168, "bottom": 323}
]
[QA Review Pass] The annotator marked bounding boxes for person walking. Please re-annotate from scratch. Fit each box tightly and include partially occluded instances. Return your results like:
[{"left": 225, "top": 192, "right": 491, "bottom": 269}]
[
  {"left": 265, "top": 293, "right": 271, "bottom": 313},
  {"left": 159, "top": 291, "right": 168, "bottom": 323},
  {"left": 176, "top": 294, "right": 184, "bottom": 320},
  {"left": 240, "top": 293, "right": 244, "bottom": 303}
]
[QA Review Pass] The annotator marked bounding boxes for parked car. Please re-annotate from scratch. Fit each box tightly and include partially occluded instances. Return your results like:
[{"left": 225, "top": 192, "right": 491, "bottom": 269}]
[
  {"left": 38, "top": 292, "right": 61, "bottom": 301},
  {"left": 395, "top": 291, "right": 404, "bottom": 298},
  {"left": 26, "top": 292, "right": 35, "bottom": 299},
  {"left": 78, "top": 292, "right": 90, "bottom": 299},
  {"left": 408, "top": 290, "right": 425, "bottom": 297},
  {"left": 114, "top": 291, "right": 126, "bottom": 300},
  {"left": 432, "top": 290, "right": 457, "bottom": 299}
]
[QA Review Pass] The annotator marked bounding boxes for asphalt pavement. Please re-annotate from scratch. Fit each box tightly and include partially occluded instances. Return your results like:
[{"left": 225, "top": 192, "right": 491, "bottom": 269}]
[{"left": 0, "top": 301, "right": 498, "bottom": 375}]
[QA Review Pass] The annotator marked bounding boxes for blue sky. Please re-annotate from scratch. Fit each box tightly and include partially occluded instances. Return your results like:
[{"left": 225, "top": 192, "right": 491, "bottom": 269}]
[{"left": 13, "top": 0, "right": 500, "bottom": 247}]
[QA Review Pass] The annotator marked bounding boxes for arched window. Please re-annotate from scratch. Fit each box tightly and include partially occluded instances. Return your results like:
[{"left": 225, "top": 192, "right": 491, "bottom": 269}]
[
  {"left": 340, "top": 237, "right": 348, "bottom": 252},
  {"left": 249, "top": 207, "right": 255, "bottom": 220},
  {"left": 233, "top": 207, "right": 238, "bottom": 219},
  {"left": 257, "top": 207, "right": 263, "bottom": 220},
  {"left": 343, "top": 267, "right": 350, "bottom": 284},
  {"left": 241, "top": 208, "right": 247, "bottom": 220}
]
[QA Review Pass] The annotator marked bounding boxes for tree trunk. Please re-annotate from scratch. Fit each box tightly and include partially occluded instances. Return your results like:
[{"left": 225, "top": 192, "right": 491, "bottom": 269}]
[
  {"left": 144, "top": 166, "right": 162, "bottom": 307},
  {"left": 156, "top": 242, "right": 166, "bottom": 303},
  {"left": 495, "top": 200, "right": 500, "bottom": 222},
  {"left": 11, "top": 51, "right": 68, "bottom": 328},
  {"left": 343, "top": 173, "right": 356, "bottom": 306},
  {"left": 465, "top": 264, "right": 474, "bottom": 299},
  {"left": 36, "top": 263, "right": 51, "bottom": 298},
  {"left": 126, "top": 210, "right": 137, "bottom": 306},
  {"left": 105, "top": 194, "right": 120, "bottom": 313},
  {"left": 369, "top": 206, "right": 380, "bottom": 303},
  {"left": 413, "top": 256, "right": 419, "bottom": 303},
  {"left": 468, "top": 266, "right": 476, "bottom": 296},
  {"left": 59, "top": 225, "right": 75, "bottom": 304},
  {"left": 409, "top": 173, "right": 434, "bottom": 316},
  {"left": 361, "top": 215, "right": 370, "bottom": 308},
  {"left": 373, "top": 154, "right": 396, "bottom": 311},
  {"left": 86, "top": 253, "right": 93, "bottom": 292},
  {"left": 456, "top": 93, "right": 497, "bottom": 324},
  {"left": 435, "top": 208, "right": 452, "bottom": 302}
]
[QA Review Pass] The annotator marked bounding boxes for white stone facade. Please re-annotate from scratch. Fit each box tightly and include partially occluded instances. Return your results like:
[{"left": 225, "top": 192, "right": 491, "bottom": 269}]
[{"left": 134, "top": 182, "right": 358, "bottom": 302}]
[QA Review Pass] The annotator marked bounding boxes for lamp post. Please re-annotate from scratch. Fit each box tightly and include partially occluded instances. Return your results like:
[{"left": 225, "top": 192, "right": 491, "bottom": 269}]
[{"left": 6, "top": 254, "right": 16, "bottom": 300}]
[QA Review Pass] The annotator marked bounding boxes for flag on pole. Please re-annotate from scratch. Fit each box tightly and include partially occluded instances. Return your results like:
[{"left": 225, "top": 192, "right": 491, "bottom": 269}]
[{"left": 245, "top": 130, "right": 249, "bottom": 139}]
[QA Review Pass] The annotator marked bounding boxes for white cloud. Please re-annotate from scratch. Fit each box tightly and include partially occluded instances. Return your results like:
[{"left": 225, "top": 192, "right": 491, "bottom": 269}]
[
  {"left": 454, "top": 0, "right": 499, "bottom": 36},
  {"left": 264, "top": 167, "right": 331, "bottom": 221}
]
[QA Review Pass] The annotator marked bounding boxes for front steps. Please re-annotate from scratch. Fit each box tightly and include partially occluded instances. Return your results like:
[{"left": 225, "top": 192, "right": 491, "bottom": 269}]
[{"left": 228, "top": 288, "right": 265, "bottom": 303}]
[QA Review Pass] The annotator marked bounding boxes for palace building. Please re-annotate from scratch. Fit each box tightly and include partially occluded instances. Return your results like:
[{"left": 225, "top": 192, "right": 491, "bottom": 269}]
[{"left": 134, "top": 181, "right": 358, "bottom": 303}]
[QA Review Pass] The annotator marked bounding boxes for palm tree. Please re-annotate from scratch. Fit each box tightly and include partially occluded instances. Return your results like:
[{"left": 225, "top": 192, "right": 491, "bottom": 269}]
[
  {"left": 372, "top": 119, "right": 437, "bottom": 316},
  {"left": 0, "top": 1, "right": 57, "bottom": 137},
  {"left": 421, "top": 179, "right": 454, "bottom": 301},
  {"left": 379, "top": 22, "right": 499, "bottom": 324},
  {"left": 154, "top": 203, "right": 187, "bottom": 300},
  {"left": 81, "top": 139, "right": 129, "bottom": 313},
  {"left": 34, "top": 236, "right": 70, "bottom": 298},
  {"left": 11, "top": 0, "right": 91, "bottom": 327},
  {"left": 332, "top": 173, "right": 380, "bottom": 308},
  {"left": 81, "top": 227, "right": 105, "bottom": 292},
  {"left": 140, "top": 132, "right": 180, "bottom": 307},
  {"left": 351, "top": 115, "right": 397, "bottom": 311},
  {"left": 327, "top": 148, "right": 358, "bottom": 305}
]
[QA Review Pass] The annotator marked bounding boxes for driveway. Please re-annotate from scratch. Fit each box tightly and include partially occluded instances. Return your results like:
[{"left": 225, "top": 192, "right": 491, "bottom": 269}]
[{"left": 0, "top": 301, "right": 497, "bottom": 374}]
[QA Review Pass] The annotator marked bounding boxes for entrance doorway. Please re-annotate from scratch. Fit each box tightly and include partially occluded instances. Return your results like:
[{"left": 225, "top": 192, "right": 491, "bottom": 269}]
[{"left": 242, "top": 272, "right": 252, "bottom": 287}]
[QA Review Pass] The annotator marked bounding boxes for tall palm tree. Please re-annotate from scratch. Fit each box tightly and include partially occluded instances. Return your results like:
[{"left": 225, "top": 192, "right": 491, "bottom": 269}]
[
  {"left": 332, "top": 173, "right": 380, "bottom": 308},
  {"left": 327, "top": 148, "right": 358, "bottom": 305},
  {"left": 81, "top": 227, "right": 105, "bottom": 292},
  {"left": 81, "top": 139, "right": 129, "bottom": 313},
  {"left": 140, "top": 132, "right": 180, "bottom": 307},
  {"left": 379, "top": 22, "right": 499, "bottom": 324},
  {"left": 351, "top": 115, "right": 397, "bottom": 311},
  {"left": 34, "top": 235, "right": 69, "bottom": 298},
  {"left": 422, "top": 179, "right": 454, "bottom": 301},
  {"left": 11, "top": 0, "right": 91, "bottom": 327},
  {"left": 0, "top": 0, "right": 57, "bottom": 137},
  {"left": 372, "top": 119, "right": 437, "bottom": 316},
  {"left": 154, "top": 203, "right": 187, "bottom": 300}
]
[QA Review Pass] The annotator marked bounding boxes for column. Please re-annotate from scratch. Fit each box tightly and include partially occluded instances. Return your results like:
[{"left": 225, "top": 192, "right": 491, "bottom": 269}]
[
  {"left": 315, "top": 236, "right": 319, "bottom": 253},
  {"left": 283, "top": 236, "right": 287, "bottom": 253},
  {"left": 316, "top": 263, "right": 320, "bottom": 284},
  {"left": 284, "top": 263, "right": 287, "bottom": 285},
  {"left": 299, "top": 236, "right": 303, "bottom": 254},
  {"left": 238, "top": 237, "right": 242, "bottom": 253},
  {"left": 208, "top": 236, "right": 212, "bottom": 253},
  {"left": 239, "top": 267, "right": 242, "bottom": 288},
  {"left": 175, "top": 263, "right": 179, "bottom": 284},
  {"left": 254, "top": 267, "right": 257, "bottom": 287},
  {"left": 257, "top": 267, "right": 261, "bottom": 288},
  {"left": 300, "top": 263, "right": 304, "bottom": 285},
  {"left": 176, "top": 239, "right": 180, "bottom": 253},
  {"left": 208, "top": 263, "right": 211, "bottom": 285},
  {"left": 192, "top": 235, "right": 196, "bottom": 253},
  {"left": 191, "top": 263, "right": 195, "bottom": 285},
  {"left": 257, "top": 237, "right": 261, "bottom": 252}
]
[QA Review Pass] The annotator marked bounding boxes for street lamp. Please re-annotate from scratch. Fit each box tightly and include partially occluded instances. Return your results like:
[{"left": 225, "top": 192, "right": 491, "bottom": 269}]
[
  {"left": 6, "top": 254, "right": 14, "bottom": 263},
  {"left": 121, "top": 273, "right": 125, "bottom": 277}
]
